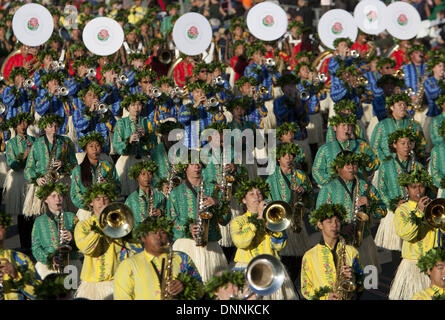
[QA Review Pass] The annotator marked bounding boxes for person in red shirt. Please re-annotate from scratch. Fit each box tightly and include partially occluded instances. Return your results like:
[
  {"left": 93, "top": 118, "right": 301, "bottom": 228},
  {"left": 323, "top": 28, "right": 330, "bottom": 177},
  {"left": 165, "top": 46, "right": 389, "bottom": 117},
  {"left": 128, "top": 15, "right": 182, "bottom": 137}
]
[
  {"left": 351, "top": 32, "right": 369, "bottom": 58},
  {"left": 230, "top": 40, "right": 248, "bottom": 83},
  {"left": 174, "top": 54, "right": 195, "bottom": 87},
  {"left": 95, "top": 56, "right": 110, "bottom": 84},
  {"left": 390, "top": 39, "right": 412, "bottom": 70},
  {"left": 68, "top": 43, "right": 87, "bottom": 77},
  {"left": 289, "top": 26, "right": 312, "bottom": 71},
  {"left": 3, "top": 44, "right": 39, "bottom": 80}
]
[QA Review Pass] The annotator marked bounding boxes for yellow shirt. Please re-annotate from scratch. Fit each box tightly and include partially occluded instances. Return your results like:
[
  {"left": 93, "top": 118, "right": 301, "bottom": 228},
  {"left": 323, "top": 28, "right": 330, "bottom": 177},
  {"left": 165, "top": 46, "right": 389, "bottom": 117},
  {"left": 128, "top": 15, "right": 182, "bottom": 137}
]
[
  {"left": 412, "top": 285, "right": 445, "bottom": 300},
  {"left": 0, "top": 249, "right": 39, "bottom": 300},
  {"left": 230, "top": 211, "right": 286, "bottom": 264},
  {"left": 74, "top": 215, "right": 141, "bottom": 282},
  {"left": 301, "top": 240, "right": 362, "bottom": 300},
  {"left": 394, "top": 200, "right": 441, "bottom": 260},
  {"left": 114, "top": 250, "right": 202, "bottom": 300},
  {"left": 128, "top": 6, "right": 148, "bottom": 25}
]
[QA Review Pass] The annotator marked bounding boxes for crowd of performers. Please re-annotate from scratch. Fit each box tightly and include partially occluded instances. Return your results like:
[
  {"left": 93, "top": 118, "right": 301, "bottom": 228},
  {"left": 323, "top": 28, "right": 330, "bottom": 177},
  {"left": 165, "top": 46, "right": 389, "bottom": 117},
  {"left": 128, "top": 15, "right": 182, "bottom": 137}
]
[{"left": 0, "top": 1, "right": 444, "bottom": 301}]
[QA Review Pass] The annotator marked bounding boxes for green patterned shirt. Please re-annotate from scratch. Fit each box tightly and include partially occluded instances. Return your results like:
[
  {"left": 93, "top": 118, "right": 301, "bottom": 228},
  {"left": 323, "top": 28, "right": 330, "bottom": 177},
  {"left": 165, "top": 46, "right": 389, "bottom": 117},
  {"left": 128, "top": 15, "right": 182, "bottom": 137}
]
[
  {"left": 112, "top": 116, "right": 156, "bottom": 156},
  {"left": 5, "top": 134, "right": 35, "bottom": 171},
  {"left": 430, "top": 112, "right": 445, "bottom": 147},
  {"left": 430, "top": 143, "right": 445, "bottom": 188},
  {"left": 125, "top": 187, "right": 166, "bottom": 228}
]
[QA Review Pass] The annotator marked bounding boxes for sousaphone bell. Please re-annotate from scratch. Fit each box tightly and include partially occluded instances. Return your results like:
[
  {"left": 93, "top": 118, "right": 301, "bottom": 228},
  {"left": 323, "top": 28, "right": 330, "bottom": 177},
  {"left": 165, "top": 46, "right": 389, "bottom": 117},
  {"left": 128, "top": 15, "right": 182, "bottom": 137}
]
[
  {"left": 99, "top": 202, "right": 135, "bottom": 238},
  {"left": 245, "top": 254, "right": 285, "bottom": 298}
]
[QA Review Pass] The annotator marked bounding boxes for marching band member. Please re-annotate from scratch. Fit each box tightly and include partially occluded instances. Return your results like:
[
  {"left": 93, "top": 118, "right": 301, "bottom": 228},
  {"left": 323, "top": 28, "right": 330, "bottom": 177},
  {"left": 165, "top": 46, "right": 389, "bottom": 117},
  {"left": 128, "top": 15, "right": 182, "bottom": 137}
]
[
  {"left": 371, "top": 93, "right": 427, "bottom": 163},
  {"left": 24, "top": 114, "right": 77, "bottom": 217},
  {"left": 276, "top": 122, "right": 307, "bottom": 171},
  {"left": 430, "top": 94, "right": 445, "bottom": 147},
  {"left": 114, "top": 216, "right": 203, "bottom": 300},
  {"left": 174, "top": 54, "right": 195, "bottom": 88},
  {"left": 67, "top": 57, "right": 99, "bottom": 96},
  {"left": 375, "top": 129, "right": 423, "bottom": 256},
  {"left": 148, "top": 77, "right": 176, "bottom": 129},
  {"left": 230, "top": 178, "right": 297, "bottom": 300},
  {"left": 113, "top": 93, "right": 156, "bottom": 197},
  {"left": 2, "top": 67, "right": 34, "bottom": 121},
  {"left": 390, "top": 39, "right": 411, "bottom": 70},
  {"left": 125, "top": 160, "right": 166, "bottom": 228},
  {"left": 205, "top": 269, "right": 255, "bottom": 300},
  {"left": 3, "top": 113, "right": 34, "bottom": 251},
  {"left": 70, "top": 132, "right": 120, "bottom": 220},
  {"left": 74, "top": 182, "right": 140, "bottom": 300},
  {"left": 266, "top": 142, "right": 313, "bottom": 284},
  {"left": 316, "top": 151, "right": 386, "bottom": 273},
  {"left": 312, "top": 114, "right": 379, "bottom": 187},
  {"left": 389, "top": 169, "right": 442, "bottom": 300},
  {"left": 33, "top": 49, "right": 58, "bottom": 89},
  {"left": 229, "top": 40, "right": 248, "bottom": 84},
  {"left": 412, "top": 247, "right": 445, "bottom": 300},
  {"left": 0, "top": 211, "right": 39, "bottom": 300},
  {"left": 166, "top": 152, "right": 230, "bottom": 283},
  {"left": 244, "top": 42, "right": 279, "bottom": 90},
  {"left": 235, "top": 76, "right": 268, "bottom": 129},
  {"left": 301, "top": 203, "right": 364, "bottom": 300},
  {"left": 430, "top": 120, "right": 445, "bottom": 198},
  {"left": 325, "top": 100, "right": 366, "bottom": 143},
  {"left": 31, "top": 182, "right": 79, "bottom": 280},
  {"left": 2, "top": 44, "right": 38, "bottom": 81}
]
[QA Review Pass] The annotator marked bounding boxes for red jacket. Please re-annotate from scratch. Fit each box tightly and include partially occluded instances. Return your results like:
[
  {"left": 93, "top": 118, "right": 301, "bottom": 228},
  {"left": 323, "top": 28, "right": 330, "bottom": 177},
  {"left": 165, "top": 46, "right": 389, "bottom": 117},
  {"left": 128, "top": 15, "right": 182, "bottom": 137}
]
[
  {"left": 3, "top": 53, "right": 35, "bottom": 79},
  {"left": 390, "top": 50, "right": 409, "bottom": 70},
  {"left": 351, "top": 41, "right": 369, "bottom": 54},
  {"left": 174, "top": 61, "right": 194, "bottom": 87}
]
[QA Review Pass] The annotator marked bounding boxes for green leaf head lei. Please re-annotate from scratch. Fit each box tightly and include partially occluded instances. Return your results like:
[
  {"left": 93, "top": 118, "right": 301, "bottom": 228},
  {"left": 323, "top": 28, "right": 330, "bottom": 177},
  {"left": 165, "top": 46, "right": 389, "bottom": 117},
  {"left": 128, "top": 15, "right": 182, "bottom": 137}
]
[
  {"left": 204, "top": 121, "right": 231, "bottom": 134},
  {"left": 82, "top": 182, "right": 118, "bottom": 210},
  {"left": 128, "top": 160, "right": 159, "bottom": 180},
  {"left": 387, "top": 128, "right": 417, "bottom": 152},
  {"left": 38, "top": 49, "right": 58, "bottom": 63},
  {"left": 235, "top": 76, "right": 258, "bottom": 89},
  {"left": 309, "top": 203, "right": 347, "bottom": 229},
  {"left": 427, "top": 56, "right": 445, "bottom": 73},
  {"left": 8, "top": 112, "right": 34, "bottom": 129},
  {"left": 9, "top": 67, "right": 29, "bottom": 81},
  {"left": 234, "top": 178, "right": 270, "bottom": 206},
  {"left": 157, "top": 120, "right": 184, "bottom": 136},
  {"left": 209, "top": 61, "right": 226, "bottom": 74},
  {"left": 120, "top": 93, "right": 149, "bottom": 110},
  {"left": 328, "top": 114, "right": 357, "bottom": 127},
  {"left": 275, "top": 72, "right": 299, "bottom": 88},
  {"left": 277, "top": 122, "right": 300, "bottom": 138},
  {"left": 78, "top": 132, "right": 106, "bottom": 151},
  {"left": 407, "top": 44, "right": 425, "bottom": 57},
  {"left": 333, "top": 37, "right": 352, "bottom": 49},
  {"left": 376, "top": 57, "right": 396, "bottom": 71},
  {"left": 205, "top": 270, "right": 246, "bottom": 299},
  {"left": 385, "top": 93, "right": 411, "bottom": 111},
  {"left": 187, "top": 80, "right": 211, "bottom": 94},
  {"left": 329, "top": 150, "right": 370, "bottom": 178},
  {"left": 34, "top": 273, "right": 74, "bottom": 300},
  {"left": 417, "top": 247, "right": 445, "bottom": 274},
  {"left": 397, "top": 169, "right": 434, "bottom": 188},
  {"left": 155, "top": 76, "right": 175, "bottom": 88},
  {"left": 246, "top": 43, "right": 266, "bottom": 58},
  {"left": 101, "top": 62, "right": 121, "bottom": 74},
  {"left": 35, "top": 182, "right": 69, "bottom": 200},
  {"left": 376, "top": 74, "right": 406, "bottom": 89},
  {"left": 225, "top": 96, "right": 252, "bottom": 112},
  {"left": 333, "top": 99, "right": 358, "bottom": 115},
  {"left": 293, "top": 62, "right": 312, "bottom": 76},
  {"left": 135, "top": 69, "right": 158, "bottom": 83},
  {"left": 40, "top": 72, "right": 66, "bottom": 89},
  {"left": 133, "top": 216, "right": 174, "bottom": 239},
  {"left": 37, "top": 114, "right": 64, "bottom": 130},
  {"left": 193, "top": 61, "right": 211, "bottom": 76},
  {"left": 78, "top": 83, "right": 104, "bottom": 104},
  {"left": 128, "top": 52, "right": 147, "bottom": 62},
  {"left": 275, "top": 142, "right": 301, "bottom": 161}
]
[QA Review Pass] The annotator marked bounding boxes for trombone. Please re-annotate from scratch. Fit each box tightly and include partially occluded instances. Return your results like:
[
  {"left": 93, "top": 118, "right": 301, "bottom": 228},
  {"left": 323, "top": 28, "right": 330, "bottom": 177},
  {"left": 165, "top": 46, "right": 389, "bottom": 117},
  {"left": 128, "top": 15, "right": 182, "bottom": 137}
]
[
  {"left": 424, "top": 198, "right": 445, "bottom": 231},
  {"left": 263, "top": 201, "right": 292, "bottom": 233},
  {"left": 99, "top": 202, "right": 135, "bottom": 239}
]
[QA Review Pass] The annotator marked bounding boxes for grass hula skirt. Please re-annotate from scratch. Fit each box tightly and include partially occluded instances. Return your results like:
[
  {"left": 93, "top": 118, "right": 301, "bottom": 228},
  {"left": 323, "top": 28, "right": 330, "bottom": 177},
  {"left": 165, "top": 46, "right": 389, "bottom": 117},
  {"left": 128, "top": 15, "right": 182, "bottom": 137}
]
[
  {"left": 388, "top": 258, "right": 431, "bottom": 300},
  {"left": 307, "top": 113, "right": 324, "bottom": 146},
  {"left": 233, "top": 261, "right": 298, "bottom": 300},
  {"left": 115, "top": 154, "right": 149, "bottom": 196},
  {"left": 2, "top": 169, "right": 27, "bottom": 217},
  {"left": 438, "top": 188, "right": 444, "bottom": 198},
  {"left": 0, "top": 152, "right": 8, "bottom": 187},
  {"left": 23, "top": 184, "right": 43, "bottom": 217},
  {"left": 75, "top": 280, "right": 114, "bottom": 300},
  {"left": 65, "top": 115, "right": 77, "bottom": 144},
  {"left": 374, "top": 210, "right": 402, "bottom": 251},
  {"left": 172, "top": 238, "right": 228, "bottom": 283},
  {"left": 358, "top": 235, "right": 382, "bottom": 274}
]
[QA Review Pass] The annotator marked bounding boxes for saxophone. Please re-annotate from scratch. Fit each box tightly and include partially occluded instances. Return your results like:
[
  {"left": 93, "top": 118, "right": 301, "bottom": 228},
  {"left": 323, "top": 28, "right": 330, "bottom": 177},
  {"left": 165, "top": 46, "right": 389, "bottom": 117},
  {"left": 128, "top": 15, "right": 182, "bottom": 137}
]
[
  {"left": 412, "top": 73, "right": 428, "bottom": 112},
  {"left": 334, "top": 237, "right": 356, "bottom": 300},
  {"left": 166, "top": 165, "right": 181, "bottom": 198},
  {"left": 160, "top": 243, "right": 174, "bottom": 300},
  {"left": 146, "top": 188, "right": 154, "bottom": 217},
  {"left": 95, "top": 160, "right": 103, "bottom": 183},
  {"left": 56, "top": 211, "right": 72, "bottom": 274},
  {"left": 194, "top": 179, "right": 212, "bottom": 247},
  {"left": 290, "top": 164, "right": 304, "bottom": 233},
  {"left": 220, "top": 151, "right": 234, "bottom": 203},
  {"left": 44, "top": 138, "right": 60, "bottom": 184},
  {"left": 352, "top": 175, "right": 369, "bottom": 248}
]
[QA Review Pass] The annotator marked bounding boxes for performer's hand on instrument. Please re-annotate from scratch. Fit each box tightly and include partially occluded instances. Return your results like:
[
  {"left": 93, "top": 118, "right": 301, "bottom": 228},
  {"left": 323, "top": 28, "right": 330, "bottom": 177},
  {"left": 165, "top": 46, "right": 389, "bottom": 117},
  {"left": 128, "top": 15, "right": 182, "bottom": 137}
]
[
  {"left": 167, "top": 279, "right": 184, "bottom": 296},
  {"left": 62, "top": 230, "right": 72, "bottom": 242},
  {"left": 357, "top": 196, "right": 369, "bottom": 207},
  {"left": 151, "top": 208, "right": 162, "bottom": 217},
  {"left": 417, "top": 196, "right": 430, "bottom": 213},
  {"left": 0, "top": 258, "right": 18, "bottom": 280},
  {"left": 52, "top": 257, "right": 60, "bottom": 270},
  {"left": 295, "top": 186, "right": 305, "bottom": 194},
  {"left": 37, "top": 177, "right": 47, "bottom": 186},
  {"left": 257, "top": 200, "right": 267, "bottom": 219},
  {"left": 52, "top": 160, "right": 62, "bottom": 171},
  {"left": 225, "top": 163, "right": 236, "bottom": 173},
  {"left": 202, "top": 196, "right": 217, "bottom": 207},
  {"left": 129, "top": 133, "right": 140, "bottom": 143},
  {"left": 190, "top": 224, "right": 201, "bottom": 238},
  {"left": 341, "top": 265, "right": 353, "bottom": 279}
]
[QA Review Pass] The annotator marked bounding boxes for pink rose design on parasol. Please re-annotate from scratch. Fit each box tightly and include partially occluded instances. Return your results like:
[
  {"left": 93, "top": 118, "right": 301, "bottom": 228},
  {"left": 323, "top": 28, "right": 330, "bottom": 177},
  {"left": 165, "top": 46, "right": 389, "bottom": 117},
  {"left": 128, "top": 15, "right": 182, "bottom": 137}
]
[
  {"left": 366, "top": 10, "right": 377, "bottom": 23},
  {"left": 331, "top": 22, "right": 343, "bottom": 35},
  {"left": 397, "top": 14, "right": 408, "bottom": 26},
  {"left": 27, "top": 17, "right": 39, "bottom": 31},
  {"left": 262, "top": 15, "right": 275, "bottom": 27},
  {"left": 187, "top": 26, "right": 199, "bottom": 40},
  {"left": 97, "top": 29, "right": 110, "bottom": 41}
]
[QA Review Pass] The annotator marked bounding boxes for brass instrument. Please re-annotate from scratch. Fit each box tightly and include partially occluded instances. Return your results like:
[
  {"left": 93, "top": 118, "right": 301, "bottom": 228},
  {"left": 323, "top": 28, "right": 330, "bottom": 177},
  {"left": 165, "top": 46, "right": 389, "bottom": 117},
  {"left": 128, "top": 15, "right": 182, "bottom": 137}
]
[
  {"left": 206, "top": 96, "right": 219, "bottom": 108},
  {"left": 350, "top": 50, "right": 360, "bottom": 59},
  {"left": 412, "top": 73, "right": 428, "bottom": 112},
  {"left": 172, "top": 86, "right": 184, "bottom": 96},
  {"left": 394, "top": 69, "right": 405, "bottom": 80},
  {"left": 366, "top": 41, "right": 377, "bottom": 60},
  {"left": 44, "top": 140, "right": 60, "bottom": 183},
  {"left": 118, "top": 74, "right": 129, "bottom": 85},
  {"left": 146, "top": 188, "right": 155, "bottom": 217},
  {"left": 159, "top": 49, "right": 173, "bottom": 65},
  {"left": 96, "top": 103, "right": 108, "bottom": 114},
  {"left": 357, "top": 76, "right": 369, "bottom": 86},
  {"left": 213, "top": 75, "right": 225, "bottom": 86},
  {"left": 299, "top": 89, "right": 310, "bottom": 101},
  {"left": 56, "top": 211, "right": 72, "bottom": 274},
  {"left": 86, "top": 68, "right": 97, "bottom": 78},
  {"left": 52, "top": 61, "right": 65, "bottom": 71},
  {"left": 424, "top": 198, "right": 445, "bottom": 231},
  {"left": 265, "top": 57, "right": 276, "bottom": 69},
  {"left": 23, "top": 78, "right": 35, "bottom": 89},
  {"left": 99, "top": 202, "right": 135, "bottom": 238},
  {"left": 334, "top": 237, "right": 356, "bottom": 300},
  {"left": 317, "top": 73, "right": 327, "bottom": 83},
  {"left": 160, "top": 243, "right": 174, "bottom": 300},
  {"left": 195, "top": 179, "right": 212, "bottom": 247},
  {"left": 252, "top": 86, "right": 268, "bottom": 98},
  {"left": 166, "top": 165, "right": 181, "bottom": 198},
  {"left": 151, "top": 87, "right": 162, "bottom": 98},
  {"left": 57, "top": 86, "right": 69, "bottom": 96},
  {"left": 0, "top": 102, "right": 6, "bottom": 115},
  {"left": 290, "top": 165, "right": 305, "bottom": 233},
  {"left": 264, "top": 201, "right": 291, "bottom": 233},
  {"left": 219, "top": 152, "right": 235, "bottom": 203},
  {"left": 243, "top": 254, "right": 285, "bottom": 299},
  {"left": 352, "top": 175, "right": 369, "bottom": 248}
]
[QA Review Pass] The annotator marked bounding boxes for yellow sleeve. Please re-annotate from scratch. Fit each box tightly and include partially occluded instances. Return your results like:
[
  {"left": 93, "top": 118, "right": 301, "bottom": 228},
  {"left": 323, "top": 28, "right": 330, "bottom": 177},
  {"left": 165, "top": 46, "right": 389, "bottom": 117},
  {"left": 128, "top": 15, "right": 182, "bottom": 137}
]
[
  {"left": 230, "top": 215, "right": 258, "bottom": 250},
  {"left": 74, "top": 218, "right": 107, "bottom": 256},
  {"left": 394, "top": 205, "right": 421, "bottom": 242},
  {"left": 113, "top": 259, "right": 135, "bottom": 300}
]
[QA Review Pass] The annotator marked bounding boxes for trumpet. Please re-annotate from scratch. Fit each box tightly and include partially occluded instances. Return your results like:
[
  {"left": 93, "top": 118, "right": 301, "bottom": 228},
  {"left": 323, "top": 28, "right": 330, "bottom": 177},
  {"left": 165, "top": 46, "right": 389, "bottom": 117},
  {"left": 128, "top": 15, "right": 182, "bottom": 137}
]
[
  {"left": 357, "top": 76, "right": 368, "bottom": 86},
  {"left": 57, "top": 86, "right": 69, "bottom": 96},
  {"left": 86, "top": 68, "right": 97, "bottom": 78},
  {"left": 99, "top": 202, "right": 135, "bottom": 238},
  {"left": 350, "top": 50, "right": 360, "bottom": 58},
  {"left": 0, "top": 102, "right": 6, "bottom": 115},
  {"left": 213, "top": 75, "right": 225, "bottom": 86},
  {"left": 264, "top": 201, "right": 292, "bottom": 233},
  {"left": 52, "top": 61, "right": 65, "bottom": 71},
  {"left": 404, "top": 87, "right": 415, "bottom": 96},
  {"left": 317, "top": 73, "right": 327, "bottom": 83},
  {"left": 172, "top": 86, "right": 184, "bottom": 96},
  {"left": 265, "top": 57, "right": 276, "bottom": 69},
  {"left": 151, "top": 87, "right": 162, "bottom": 98},
  {"left": 96, "top": 103, "right": 108, "bottom": 114},
  {"left": 118, "top": 74, "right": 129, "bottom": 84},
  {"left": 394, "top": 69, "right": 405, "bottom": 80},
  {"left": 253, "top": 86, "right": 268, "bottom": 97},
  {"left": 299, "top": 89, "right": 310, "bottom": 101},
  {"left": 23, "top": 78, "right": 34, "bottom": 89},
  {"left": 206, "top": 96, "right": 219, "bottom": 108}
]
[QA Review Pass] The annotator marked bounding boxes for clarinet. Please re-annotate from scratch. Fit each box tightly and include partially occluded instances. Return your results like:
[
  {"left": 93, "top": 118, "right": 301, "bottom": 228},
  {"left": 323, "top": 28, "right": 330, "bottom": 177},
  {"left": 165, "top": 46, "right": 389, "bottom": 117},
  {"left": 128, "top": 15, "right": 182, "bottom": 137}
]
[
  {"left": 147, "top": 188, "right": 154, "bottom": 217},
  {"left": 133, "top": 114, "right": 142, "bottom": 160}
]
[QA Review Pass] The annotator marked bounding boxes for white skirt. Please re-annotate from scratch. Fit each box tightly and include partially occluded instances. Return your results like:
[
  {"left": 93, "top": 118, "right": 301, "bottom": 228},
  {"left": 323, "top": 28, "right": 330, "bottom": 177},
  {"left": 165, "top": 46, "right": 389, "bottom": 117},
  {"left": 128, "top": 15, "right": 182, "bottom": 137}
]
[
  {"left": 280, "top": 224, "right": 310, "bottom": 257},
  {"left": 172, "top": 239, "right": 228, "bottom": 283},
  {"left": 0, "top": 152, "right": 8, "bottom": 187},
  {"left": 35, "top": 259, "right": 82, "bottom": 281},
  {"left": 233, "top": 262, "right": 298, "bottom": 300},
  {"left": 307, "top": 113, "right": 324, "bottom": 146},
  {"left": 2, "top": 169, "right": 27, "bottom": 217},
  {"left": 75, "top": 280, "right": 114, "bottom": 300},
  {"left": 388, "top": 258, "right": 431, "bottom": 300},
  {"left": 423, "top": 115, "right": 433, "bottom": 153},
  {"left": 438, "top": 188, "right": 444, "bottom": 198},
  {"left": 358, "top": 235, "right": 381, "bottom": 274},
  {"left": 115, "top": 154, "right": 149, "bottom": 196},
  {"left": 218, "top": 198, "right": 243, "bottom": 248},
  {"left": 361, "top": 103, "right": 373, "bottom": 128},
  {"left": 64, "top": 115, "right": 77, "bottom": 144},
  {"left": 366, "top": 116, "right": 379, "bottom": 145},
  {"left": 23, "top": 183, "right": 43, "bottom": 217},
  {"left": 374, "top": 210, "right": 402, "bottom": 251}
]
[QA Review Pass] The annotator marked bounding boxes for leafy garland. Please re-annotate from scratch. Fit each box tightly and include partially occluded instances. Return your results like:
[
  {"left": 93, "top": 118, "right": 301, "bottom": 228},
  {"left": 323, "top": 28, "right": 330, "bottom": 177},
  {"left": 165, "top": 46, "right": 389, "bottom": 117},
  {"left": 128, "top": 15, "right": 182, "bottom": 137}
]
[
  {"left": 277, "top": 122, "right": 300, "bottom": 138},
  {"left": 7, "top": 112, "right": 34, "bottom": 129},
  {"left": 435, "top": 94, "right": 445, "bottom": 108},
  {"left": 175, "top": 273, "right": 205, "bottom": 300},
  {"left": 135, "top": 69, "right": 158, "bottom": 83},
  {"left": 276, "top": 73, "right": 298, "bottom": 88},
  {"left": 78, "top": 132, "right": 106, "bottom": 150},
  {"left": 311, "top": 285, "right": 332, "bottom": 300},
  {"left": 235, "top": 76, "right": 258, "bottom": 89},
  {"left": 333, "top": 37, "right": 352, "bottom": 49},
  {"left": 205, "top": 270, "right": 246, "bottom": 300},
  {"left": 82, "top": 182, "right": 118, "bottom": 210},
  {"left": 41, "top": 72, "right": 66, "bottom": 89},
  {"left": 309, "top": 203, "right": 347, "bottom": 229},
  {"left": 328, "top": 114, "right": 357, "bottom": 127},
  {"left": 376, "top": 57, "right": 396, "bottom": 71},
  {"left": 0, "top": 211, "right": 12, "bottom": 227},
  {"left": 407, "top": 44, "right": 425, "bottom": 57},
  {"left": 247, "top": 213, "right": 266, "bottom": 235},
  {"left": 155, "top": 76, "right": 175, "bottom": 88},
  {"left": 329, "top": 151, "right": 371, "bottom": 178},
  {"left": 417, "top": 247, "right": 445, "bottom": 274},
  {"left": 187, "top": 80, "right": 211, "bottom": 93},
  {"left": 120, "top": 93, "right": 149, "bottom": 110},
  {"left": 35, "top": 182, "right": 69, "bottom": 200},
  {"left": 387, "top": 128, "right": 418, "bottom": 148},
  {"left": 385, "top": 93, "right": 410, "bottom": 109},
  {"left": 333, "top": 99, "right": 358, "bottom": 114},
  {"left": 34, "top": 274, "right": 73, "bottom": 300},
  {"left": 9, "top": 67, "right": 28, "bottom": 82},
  {"left": 407, "top": 209, "right": 424, "bottom": 227},
  {"left": 2, "top": 265, "right": 37, "bottom": 293},
  {"left": 275, "top": 142, "right": 301, "bottom": 160},
  {"left": 38, "top": 49, "right": 58, "bottom": 62},
  {"left": 398, "top": 169, "right": 434, "bottom": 188},
  {"left": 128, "top": 160, "right": 159, "bottom": 180},
  {"left": 427, "top": 56, "right": 445, "bottom": 72},
  {"left": 132, "top": 216, "right": 174, "bottom": 239},
  {"left": 157, "top": 120, "right": 184, "bottom": 136},
  {"left": 37, "top": 114, "right": 64, "bottom": 130},
  {"left": 234, "top": 178, "right": 270, "bottom": 205},
  {"left": 246, "top": 43, "right": 266, "bottom": 58}
]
